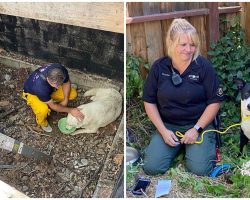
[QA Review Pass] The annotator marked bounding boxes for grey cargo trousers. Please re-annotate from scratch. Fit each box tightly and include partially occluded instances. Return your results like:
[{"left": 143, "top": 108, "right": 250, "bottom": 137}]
[{"left": 143, "top": 123, "right": 216, "bottom": 176}]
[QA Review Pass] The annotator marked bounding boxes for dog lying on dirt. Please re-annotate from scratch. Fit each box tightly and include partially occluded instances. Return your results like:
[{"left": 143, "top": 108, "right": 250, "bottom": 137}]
[
  {"left": 65, "top": 88, "right": 122, "bottom": 135},
  {"left": 234, "top": 78, "right": 250, "bottom": 153}
]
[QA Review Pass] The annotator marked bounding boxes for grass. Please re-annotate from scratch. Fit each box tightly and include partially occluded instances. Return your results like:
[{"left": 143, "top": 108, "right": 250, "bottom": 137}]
[{"left": 126, "top": 97, "right": 250, "bottom": 198}]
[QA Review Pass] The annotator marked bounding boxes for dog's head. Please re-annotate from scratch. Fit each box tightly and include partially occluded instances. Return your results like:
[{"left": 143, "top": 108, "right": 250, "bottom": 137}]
[
  {"left": 234, "top": 78, "right": 250, "bottom": 115},
  {"left": 66, "top": 113, "right": 82, "bottom": 129}
]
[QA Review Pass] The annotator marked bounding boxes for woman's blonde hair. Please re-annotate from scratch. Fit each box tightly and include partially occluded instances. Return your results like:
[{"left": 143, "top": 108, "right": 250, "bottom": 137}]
[{"left": 166, "top": 18, "right": 200, "bottom": 60}]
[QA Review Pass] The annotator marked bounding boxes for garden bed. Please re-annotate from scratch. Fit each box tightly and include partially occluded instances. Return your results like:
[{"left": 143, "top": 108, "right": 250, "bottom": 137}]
[{"left": 0, "top": 51, "right": 124, "bottom": 198}]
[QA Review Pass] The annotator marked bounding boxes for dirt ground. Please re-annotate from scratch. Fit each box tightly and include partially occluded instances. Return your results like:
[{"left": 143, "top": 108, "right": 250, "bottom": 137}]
[
  {"left": 126, "top": 161, "right": 234, "bottom": 198},
  {"left": 0, "top": 58, "right": 123, "bottom": 197}
]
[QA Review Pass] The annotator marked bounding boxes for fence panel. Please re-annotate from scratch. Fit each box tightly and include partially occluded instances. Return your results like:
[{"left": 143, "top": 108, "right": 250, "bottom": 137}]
[
  {"left": 240, "top": 2, "right": 250, "bottom": 44},
  {"left": 127, "top": 2, "right": 242, "bottom": 66},
  {"left": 143, "top": 3, "right": 164, "bottom": 64},
  {"left": 127, "top": 3, "right": 147, "bottom": 61}
]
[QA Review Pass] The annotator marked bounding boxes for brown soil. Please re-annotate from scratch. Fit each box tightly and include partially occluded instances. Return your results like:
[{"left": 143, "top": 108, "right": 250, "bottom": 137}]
[{"left": 0, "top": 60, "right": 122, "bottom": 198}]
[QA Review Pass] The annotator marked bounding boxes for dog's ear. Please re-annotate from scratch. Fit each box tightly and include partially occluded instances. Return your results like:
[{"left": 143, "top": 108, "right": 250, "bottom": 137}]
[{"left": 233, "top": 78, "right": 246, "bottom": 90}]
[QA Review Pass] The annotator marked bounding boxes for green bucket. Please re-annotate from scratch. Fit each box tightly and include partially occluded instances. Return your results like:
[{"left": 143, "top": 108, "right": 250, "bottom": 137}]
[{"left": 58, "top": 117, "right": 76, "bottom": 134}]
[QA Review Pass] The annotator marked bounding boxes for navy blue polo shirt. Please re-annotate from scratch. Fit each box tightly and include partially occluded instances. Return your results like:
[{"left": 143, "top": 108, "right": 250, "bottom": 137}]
[
  {"left": 142, "top": 56, "right": 224, "bottom": 126},
  {"left": 24, "top": 63, "right": 69, "bottom": 102}
]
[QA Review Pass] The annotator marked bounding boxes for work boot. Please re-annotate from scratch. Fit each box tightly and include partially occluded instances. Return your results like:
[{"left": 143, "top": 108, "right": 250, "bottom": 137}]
[{"left": 41, "top": 123, "right": 52, "bottom": 133}]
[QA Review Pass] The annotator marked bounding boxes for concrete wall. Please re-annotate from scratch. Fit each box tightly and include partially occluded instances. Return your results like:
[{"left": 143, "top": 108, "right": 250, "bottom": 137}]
[
  {"left": 0, "top": 2, "right": 123, "bottom": 33},
  {"left": 0, "top": 14, "right": 124, "bottom": 81}
]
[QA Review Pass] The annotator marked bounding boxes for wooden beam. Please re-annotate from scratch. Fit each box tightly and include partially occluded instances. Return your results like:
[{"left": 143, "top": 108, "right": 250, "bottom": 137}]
[
  {"left": 126, "top": 8, "right": 209, "bottom": 24},
  {"left": 0, "top": 2, "right": 124, "bottom": 33},
  {"left": 240, "top": 3, "right": 250, "bottom": 44},
  {"left": 219, "top": 6, "right": 242, "bottom": 14},
  {"left": 207, "top": 2, "right": 219, "bottom": 45},
  {"left": 126, "top": 5, "right": 242, "bottom": 25}
]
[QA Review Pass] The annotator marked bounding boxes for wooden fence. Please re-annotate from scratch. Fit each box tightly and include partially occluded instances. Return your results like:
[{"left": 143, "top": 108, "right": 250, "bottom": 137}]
[
  {"left": 0, "top": 2, "right": 124, "bottom": 33},
  {"left": 126, "top": 2, "right": 249, "bottom": 70}
]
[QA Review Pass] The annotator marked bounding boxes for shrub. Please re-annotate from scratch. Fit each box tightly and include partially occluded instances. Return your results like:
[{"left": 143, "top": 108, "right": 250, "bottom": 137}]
[
  {"left": 126, "top": 54, "right": 149, "bottom": 101},
  {"left": 208, "top": 16, "right": 250, "bottom": 124}
]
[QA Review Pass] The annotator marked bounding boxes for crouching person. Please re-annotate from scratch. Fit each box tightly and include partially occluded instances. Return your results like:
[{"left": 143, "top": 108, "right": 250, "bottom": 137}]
[{"left": 22, "top": 63, "right": 84, "bottom": 132}]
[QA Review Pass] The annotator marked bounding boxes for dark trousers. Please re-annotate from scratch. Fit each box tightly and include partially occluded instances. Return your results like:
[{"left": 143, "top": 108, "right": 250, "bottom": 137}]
[{"left": 143, "top": 123, "right": 216, "bottom": 176}]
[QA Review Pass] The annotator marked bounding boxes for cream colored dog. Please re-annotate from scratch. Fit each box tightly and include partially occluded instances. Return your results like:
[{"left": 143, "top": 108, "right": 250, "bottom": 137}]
[{"left": 66, "top": 88, "right": 122, "bottom": 135}]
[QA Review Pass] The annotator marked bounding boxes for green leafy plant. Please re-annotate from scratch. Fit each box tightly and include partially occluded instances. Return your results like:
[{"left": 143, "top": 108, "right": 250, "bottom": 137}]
[
  {"left": 205, "top": 184, "right": 226, "bottom": 196},
  {"left": 208, "top": 16, "right": 250, "bottom": 124},
  {"left": 230, "top": 163, "right": 250, "bottom": 197},
  {"left": 126, "top": 161, "right": 144, "bottom": 187},
  {"left": 126, "top": 54, "right": 149, "bottom": 101}
]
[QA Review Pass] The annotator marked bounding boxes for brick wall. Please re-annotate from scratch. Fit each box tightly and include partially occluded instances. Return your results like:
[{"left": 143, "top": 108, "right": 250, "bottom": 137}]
[{"left": 0, "top": 14, "right": 124, "bottom": 81}]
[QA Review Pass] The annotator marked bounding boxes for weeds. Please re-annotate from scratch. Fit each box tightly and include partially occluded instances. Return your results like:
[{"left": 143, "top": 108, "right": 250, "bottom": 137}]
[{"left": 126, "top": 160, "right": 144, "bottom": 188}]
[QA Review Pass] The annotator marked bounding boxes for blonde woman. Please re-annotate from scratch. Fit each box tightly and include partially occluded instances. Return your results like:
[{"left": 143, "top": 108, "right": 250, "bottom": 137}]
[{"left": 142, "top": 18, "right": 224, "bottom": 176}]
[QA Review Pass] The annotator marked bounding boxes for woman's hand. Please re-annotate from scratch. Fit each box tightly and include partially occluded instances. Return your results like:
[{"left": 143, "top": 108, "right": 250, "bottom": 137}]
[
  {"left": 162, "top": 129, "right": 180, "bottom": 147},
  {"left": 180, "top": 128, "right": 199, "bottom": 144},
  {"left": 70, "top": 108, "right": 84, "bottom": 121}
]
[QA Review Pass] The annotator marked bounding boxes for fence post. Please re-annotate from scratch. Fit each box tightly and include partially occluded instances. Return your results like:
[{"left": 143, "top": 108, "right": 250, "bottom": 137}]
[
  {"left": 206, "top": 2, "right": 219, "bottom": 50},
  {"left": 240, "top": 2, "right": 250, "bottom": 45}
]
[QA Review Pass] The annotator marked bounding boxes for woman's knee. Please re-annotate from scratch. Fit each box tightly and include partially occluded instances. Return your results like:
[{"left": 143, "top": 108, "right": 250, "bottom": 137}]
[
  {"left": 186, "top": 160, "right": 215, "bottom": 176},
  {"left": 142, "top": 133, "right": 179, "bottom": 175},
  {"left": 143, "top": 159, "right": 170, "bottom": 175},
  {"left": 143, "top": 148, "right": 172, "bottom": 175}
]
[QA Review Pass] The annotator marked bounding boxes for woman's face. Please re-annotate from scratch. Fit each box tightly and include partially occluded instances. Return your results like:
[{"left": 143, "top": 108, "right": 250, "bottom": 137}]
[{"left": 173, "top": 33, "right": 196, "bottom": 62}]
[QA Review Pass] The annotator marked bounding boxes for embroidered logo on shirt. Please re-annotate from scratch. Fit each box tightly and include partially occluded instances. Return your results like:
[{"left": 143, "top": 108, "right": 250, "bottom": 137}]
[
  {"left": 162, "top": 73, "right": 170, "bottom": 76},
  {"left": 188, "top": 75, "right": 199, "bottom": 81},
  {"left": 217, "top": 87, "right": 224, "bottom": 97}
]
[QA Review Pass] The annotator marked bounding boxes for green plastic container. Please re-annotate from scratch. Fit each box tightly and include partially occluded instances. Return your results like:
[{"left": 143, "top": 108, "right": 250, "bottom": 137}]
[{"left": 58, "top": 117, "right": 76, "bottom": 134}]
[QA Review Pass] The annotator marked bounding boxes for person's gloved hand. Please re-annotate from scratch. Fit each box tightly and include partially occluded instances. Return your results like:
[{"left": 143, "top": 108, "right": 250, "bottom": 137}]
[{"left": 181, "top": 128, "right": 199, "bottom": 144}]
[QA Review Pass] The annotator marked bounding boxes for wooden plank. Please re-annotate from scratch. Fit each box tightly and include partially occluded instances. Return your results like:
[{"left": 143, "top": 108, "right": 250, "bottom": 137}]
[
  {"left": 127, "top": 2, "right": 148, "bottom": 77},
  {"left": 127, "top": 2, "right": 147, "bottom": 61},
  {"left": 160, "top": 2, "right": 173, "bottom": 13},
  {"left": 127, "top": 2, "right": 144, "bottom": 17},
  {"left": 240, "top": 2, "right": 250, "bottom": 44},
  {"left": 126, "top": 24, "right": 132, "bottom": 55},
  {"left": 143, "top": 2, "right": 164, "bottom": 66},
  {"left": 207, "top": 2, "right": 219, "bottom": 46},
  {"left": 129, "top": 23, "right": 149, "bottom": 78},
  {"left": 0, "top": 2, "right": 123, "bottom": 33},
  {"left": 219, "top": 6, "right": 241, "bottom": 14},
  {"left": 192, "top": 16, "right": 207, "bottom": 57},
  {"left": 188, "top": 3, "right": 207, "bottom": 57},
  {"left": 126, "top": 8, "right": 209, "bottom": 24},
  {"left": 244, "top": 4, "right": 249, "bottom": 43},
  {"left": 160, "top": 2, "right": 173, "bottom": 56},
  {"left": 129, "top": 24, "right": 147, "bottom": 60},
  {"left": 173, "top": 2, "right": 189, "bottom": 11}
]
